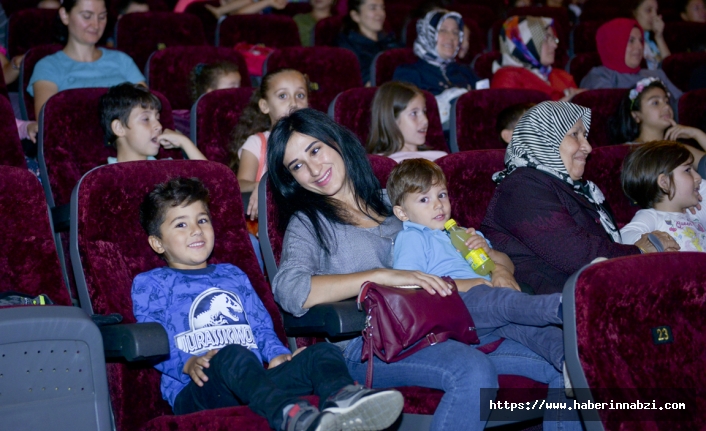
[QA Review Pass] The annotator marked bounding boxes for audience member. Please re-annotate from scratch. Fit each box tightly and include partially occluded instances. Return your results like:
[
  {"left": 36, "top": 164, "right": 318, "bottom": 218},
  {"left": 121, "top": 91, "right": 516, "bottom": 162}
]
[
  {"left": 337, "top": 0, "right": 399, "bottom": 86},
  {"left": 567, "top": 0, "right": 587, "bottom": 24},
  {"left": 205, "top": 0, "right": 288, "bottom": 19},
  {"left": 580, "top": 18, "right": 681, "bottom": 102},
  {"left": 496, "top": 102, "right": 534, "bottom": 146},
  {"left": 28, "top": 0, "right": 145, "bottom": 119},
  {"left": 367, "top": 81, "right": 447, "bottom": 162},
  {"left": 132, "top": 176, "right": 404, "bottom": 431},
  {"left": 229, "top": 69, "right": 309, "bottom": 220},
  {"left": 294, "top": 0, "right": 336, "bottom": 46},
  {"left": 620, "top": 141, "right": 703, "bottom": 250},
  {"left": 630, "top": 0, "right": 670, "bottom": 69},
  {"left": 491, "top": 16, "right": 583, "bottom": 102},
  {"left": 481, "top": 101, "right": 677, "bottom": 294},
  {"left": 679, "top": 0, "right": 706, "bottom": 22},
  {"left": 117, "top": 0, "right": 149, "bottom": 14}
]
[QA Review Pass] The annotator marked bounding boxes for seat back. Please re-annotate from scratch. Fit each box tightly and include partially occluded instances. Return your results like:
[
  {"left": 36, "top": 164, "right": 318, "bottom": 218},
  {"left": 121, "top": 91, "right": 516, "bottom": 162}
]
[
  {"left": 582, "top": 143, "right": 638, "bottom": 228},
  {"left": 664, "top": 22, "right": 706, "bottom": 54},
  {"left": 663, "top": 52, "right": 706, "bottom": 93},
  {"left": 678, "top": 88, "right": 706, "bottom": 131},
  {"left": 313, "top": 15, "right": 344, "bottom": 47},
  {"left": 216, "top": 14, "right": 300, "bottom": 48},
  {"left": 70, "top": 160, "right": 282, "bottom": 430},
  {"left": 570, "top": 20, "right": 604, "bottom": 55},
  {"left": 146, "top": 46, "right": 251, "bottom": 111},
  {"left": 471, "top": 50, "right": 501, "bottom": 80},
  {"left": 115, "top": 12, "right": 207, "bottom": 70},
  {"left": 38, "top": 88, "right": 179, "bottom": 210},
  {"left": 436, "top": 150, "right": 505, "bottom": 230},
  {"left": 183, "top": 0, "right": 220, "bottom": 45},
  {"left": 19, "top": 44, "right": 63, "bottom": 121},
  {"left": 450, "top": 88, "right": 550, "bottom": 152},
  {"left": 0, "top": 96, "right": 28, "bottom": 168},
  {"left": 579, "top": 4, "right": 630, "bottom": 22},
  {"left": 265, "top": 47, "right": 362, "bottom": 112},
  {"left": 370, "top": 47, "right": 417, "bottom": 87},
  {"left": 191, "top": 87, "right": 256, "bottom": 165},
  {"left": 570, "top": 88, "right": 627, "bottom": 147},
  {"left": 328, "top": 86, "right": 448, "bottom": 153},
  {"left": 567, "top": 52, "right": 602, "bottom": 87},
  {"left": 7, "top": 8, "right": 56, "bottom": 57},
  {"left": 564, "top": 253, "right": 706, "bottom": 428}
]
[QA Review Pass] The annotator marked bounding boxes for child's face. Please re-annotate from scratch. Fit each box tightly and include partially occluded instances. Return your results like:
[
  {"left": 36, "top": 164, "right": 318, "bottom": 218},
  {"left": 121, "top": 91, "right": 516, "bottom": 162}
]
[
  {"left": 683, "top": 0, "right": 706, "bottom": 23},
  {"left": 258, "top": 71, "right": 309, "bottom": 124},
  {"left": 395, "top": 94, "right": 428, "bottom": 151},
  {"left": 632, "top": 87, "right": 673, "bottom": 133},
  {"left": 148, "top": 201, "right": 214, "bottom": 270},
  {"left": 393, "top": 182, "right": 451, "bottom": 231},
  {"left": 208, "top": 71, "right": 241, "bottom": 92},
  {"left": 114, "top": 106, "right": 163, "bottom": 160},
  {"left": 657, "top": 162, "right": 702, "bottom": 212}
]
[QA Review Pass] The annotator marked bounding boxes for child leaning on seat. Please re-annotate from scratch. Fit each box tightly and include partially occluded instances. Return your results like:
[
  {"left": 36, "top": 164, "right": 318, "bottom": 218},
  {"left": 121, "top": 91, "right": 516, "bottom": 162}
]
[
  {"left": 387, "top": 159, "right": 565, "bottom": 371},
  {"left": 131, "top": 177, "right": 403, "bottom": 431},
  {"left": 99, "top": 83, "right": 207, "bottom": 164}
]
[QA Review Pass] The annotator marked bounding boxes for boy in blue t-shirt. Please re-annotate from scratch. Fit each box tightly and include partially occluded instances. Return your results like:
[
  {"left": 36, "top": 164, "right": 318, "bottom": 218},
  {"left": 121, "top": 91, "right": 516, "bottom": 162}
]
[
  {"left": 387, "top": 159, "right": 565, "bottom": 372},
  {"left": 132, "top": 177, "right": 403, "bottom": 431}
]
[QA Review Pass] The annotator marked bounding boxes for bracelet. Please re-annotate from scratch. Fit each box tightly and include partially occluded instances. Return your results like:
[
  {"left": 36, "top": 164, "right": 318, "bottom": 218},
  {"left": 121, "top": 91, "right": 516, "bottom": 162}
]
[{"left": 636, "top": 245, "right": 647, "bottom": 254}]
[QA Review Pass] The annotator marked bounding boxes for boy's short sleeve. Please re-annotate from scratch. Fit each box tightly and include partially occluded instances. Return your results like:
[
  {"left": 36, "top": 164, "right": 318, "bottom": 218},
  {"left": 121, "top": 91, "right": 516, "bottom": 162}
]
[{"left": 393, "top": 228, "right": 430, "bottom": 272}]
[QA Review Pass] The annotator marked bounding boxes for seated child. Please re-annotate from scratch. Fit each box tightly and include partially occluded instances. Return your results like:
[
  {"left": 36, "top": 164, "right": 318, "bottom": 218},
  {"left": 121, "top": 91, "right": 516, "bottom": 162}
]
[
  {"left": 132, "top": 177, "right": 404, "bottom": 431},
  {"left": 387, "top": 159, "right": 564, "bottom": 371},
  {"left": 100, "top": 83, "right": 207, "bottom": 164},
  {"left": 496, "top": 102, "right": 534, "bottom": 146},
  {"left": 620, "top": 140, "right": 702, "bottom": 251}
]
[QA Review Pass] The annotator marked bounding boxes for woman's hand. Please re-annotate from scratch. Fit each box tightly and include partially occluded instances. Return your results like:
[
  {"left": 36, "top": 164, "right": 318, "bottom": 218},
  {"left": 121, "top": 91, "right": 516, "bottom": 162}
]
[
  {"left": 373, "top": 269, "right": 454, "bottom": 297},
  {"left": 635, "top": 231, "right": 680, "bottom": 253},
  {"left": 183, "top": 349, "right": 219, "bottom": 387},
  {"left": 664, "top": 120, "right": 706, "bottom": 142},
  {"left": 490, "top": 265, "right": 521, "bottom": 291}
]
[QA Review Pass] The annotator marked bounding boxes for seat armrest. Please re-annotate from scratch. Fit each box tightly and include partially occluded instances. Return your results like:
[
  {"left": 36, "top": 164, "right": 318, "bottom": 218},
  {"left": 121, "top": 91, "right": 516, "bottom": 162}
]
[
  {"left": 282, "top": 299, "right": 365, "bottom": 338},
  {"left": 99, "top": 322, "right": 169, "bottom": 361}
]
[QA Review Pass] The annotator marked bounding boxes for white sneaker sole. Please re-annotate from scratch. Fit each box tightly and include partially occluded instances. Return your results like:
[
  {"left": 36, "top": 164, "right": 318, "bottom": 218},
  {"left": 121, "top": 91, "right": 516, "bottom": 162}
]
[{"left": 318, "top": 390, "right": 404, "bottom": 431}]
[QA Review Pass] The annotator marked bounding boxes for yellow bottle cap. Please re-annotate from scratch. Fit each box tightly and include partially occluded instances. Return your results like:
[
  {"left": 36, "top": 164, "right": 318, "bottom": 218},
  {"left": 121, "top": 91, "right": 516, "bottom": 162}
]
[{"left": 443, "top": 219, "right": 457, "bottom": 230}]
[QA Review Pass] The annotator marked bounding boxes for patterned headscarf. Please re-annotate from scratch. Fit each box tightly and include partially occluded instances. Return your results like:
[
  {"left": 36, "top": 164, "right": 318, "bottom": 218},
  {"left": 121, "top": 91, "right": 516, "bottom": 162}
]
[
  {"left": 496, "top": 16, "right": 554, "bottom": 80},
  {"left": 493, "top": 101, "right": 621, "bottom": 242},
  {"left": 413, "top": 9, "right": 464, "bottom": 69}
]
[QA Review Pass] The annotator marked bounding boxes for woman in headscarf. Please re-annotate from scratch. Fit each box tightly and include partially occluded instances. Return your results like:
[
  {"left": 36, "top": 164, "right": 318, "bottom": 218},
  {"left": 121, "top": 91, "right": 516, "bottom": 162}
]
[
  {"left": 580, "top": 18, "right": 682, "bottom": 103},
  {"left": 480, "top": 101, "right": 678, "bottom": 294},
  {"left": 491, "top": 16, "right": 583, "bottom": 102},
  {"left": 393, "top": 9, "right": 478, "bottom": 96}
]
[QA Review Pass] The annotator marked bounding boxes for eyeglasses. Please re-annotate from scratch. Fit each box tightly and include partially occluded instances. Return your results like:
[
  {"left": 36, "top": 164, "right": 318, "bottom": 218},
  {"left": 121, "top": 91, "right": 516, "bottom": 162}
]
[{"left": 545, "top": 35, "right": 560, "bottom": 45}]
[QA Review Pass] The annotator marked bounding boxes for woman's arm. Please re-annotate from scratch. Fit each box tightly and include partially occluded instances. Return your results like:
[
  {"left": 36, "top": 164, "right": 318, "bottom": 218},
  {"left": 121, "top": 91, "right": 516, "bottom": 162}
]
[{"left": 33, "top": 80, "right": 59, "bottom": 119}]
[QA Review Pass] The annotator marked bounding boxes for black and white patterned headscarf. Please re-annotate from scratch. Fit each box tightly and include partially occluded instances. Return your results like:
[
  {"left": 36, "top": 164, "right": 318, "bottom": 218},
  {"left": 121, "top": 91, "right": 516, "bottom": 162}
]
[
  {"left": 413, "top": 10, "right": 464, "bottom": 69},
  {"left": 493, "top": 101, "right": 621, "bottom": 242}
]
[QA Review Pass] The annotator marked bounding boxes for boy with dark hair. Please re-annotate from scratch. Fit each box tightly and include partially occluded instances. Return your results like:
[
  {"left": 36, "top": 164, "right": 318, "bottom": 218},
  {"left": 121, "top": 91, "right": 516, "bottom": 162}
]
[
  {"left": 496, "top": 103, "right": 534, "bottom": 145},
  {"left": 99, "top": 83, "right": 206, "bottom": 163},
  {"left": 387, "top": 159, "right": 566, "bottom": 372},
  {"left": 132, "top": 177, "right": 403, "bottom": 431}
]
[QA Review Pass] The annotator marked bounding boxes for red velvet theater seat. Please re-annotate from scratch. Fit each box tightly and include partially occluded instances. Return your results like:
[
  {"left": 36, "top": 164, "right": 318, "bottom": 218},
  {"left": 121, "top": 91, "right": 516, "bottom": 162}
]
[
  {"left": 678, "top": 88, "right": 706, "bottom": 131},
  {"left": 564, "top": 252, "right": 706, "bottom": 430},
  {"left": 38, "top": 87, "right": 180, "bottom": 212},
  {"left": 216, "top": 14, "right": 300, "bottom": 48},
  {"left": 114, "top": 12, "right": 207, "bottom": 70},
  {"left": 0, "top": 96, "right": 28, "bottom": 168},
  {"left": 184, "top": 0, "right": 221, "bottom": 46},
  {"left": 570, "top": 88, "right": 628, "bottom": 147},
  {"left": 313, "top": 15, "right": 344, "bottom": 47},
  {"left": 448, "top": 4, "right": 497, "bottom": 40},
  {"left": 566, "top": 52, "right": 601, "bottom": 89},
  {"left": 70, "top": 160, "right": 280, "bottom": 431},
  {"left": 7, "top": 8, "right": 56, "bottom": 58},
  {"left": 328, "top": 86, "right": 448, "bottom": 153},
  {"left": 570, "top": 20, "right": 604, "bottom": 55},
  {"left": 663, "top": 52, "right": 706, "bottom": 93},
  {"left": 582, "top": 144, "right": 638, "bottom": 228},
  {"left": 471, "top": 50, "right": 501, "bottom": 81},
  {"left": 265, "top": 47, "right": 362, "bottom": 112},
  {"left": 450, "top": 88, "right": 550, "bottom": 152},
  {"left": 146, "top": 46, "right": 251, "bottom": 111},
  {"left": 190, "top": 87, "right": 255, "bottom": 165},
  {"left": 664, "top": 22, "right": 706, "bottom": 54},
  {"left": 19, "top": 44, "right": 63, "bottom": 121},
  {"left": 370, "top": 47, "right": 417, "bottom": 87}
]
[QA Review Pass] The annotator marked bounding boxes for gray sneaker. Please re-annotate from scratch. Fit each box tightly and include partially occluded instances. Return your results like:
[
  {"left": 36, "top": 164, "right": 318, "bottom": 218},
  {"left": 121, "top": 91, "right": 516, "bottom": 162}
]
[
  {"left": 283, "top": 402, "right": 335, "bottom": 431},
  {"left": 320, "top": 384, "right": 404, "bottom": 430}
]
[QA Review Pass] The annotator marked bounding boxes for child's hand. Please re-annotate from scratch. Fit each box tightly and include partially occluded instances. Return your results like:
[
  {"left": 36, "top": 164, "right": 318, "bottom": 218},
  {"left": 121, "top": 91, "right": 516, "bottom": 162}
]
[
  {"left": 27, "top": 121, "right": 38, "bottom": 143},
  {"left": 462, "top": 227, "right": 491, "bottom": 255},
  {"left": 268, "top": 352, "right": 292, "bottom": 369},
  {"left": 490, "top": 266, "right": 521, "bottom": 291},
  {"left": 183, "top": 349, "right": 219, "bottom": 387},
  {"left": 158, "top": 128, "right": 188, "bottom": 149}
]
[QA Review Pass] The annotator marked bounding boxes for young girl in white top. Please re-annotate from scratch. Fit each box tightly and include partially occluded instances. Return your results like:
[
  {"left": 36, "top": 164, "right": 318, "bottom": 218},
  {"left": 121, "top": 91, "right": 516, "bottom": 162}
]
[
  {"left": 620, "top": 140, "right": 705, "bottom": 251},
  {"left": 367, "top": 81, "right": 447, "bottom": 163},
  {"left": 229, "top": 68, "right": 309, "bottom": 219}
]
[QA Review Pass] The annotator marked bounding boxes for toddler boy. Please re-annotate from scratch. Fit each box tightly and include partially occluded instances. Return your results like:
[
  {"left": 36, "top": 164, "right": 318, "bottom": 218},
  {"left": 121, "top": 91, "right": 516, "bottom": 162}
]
[
  {"left": 132, "top": 177, "right": 403, "bottom": 431},
  {"left": 100, "top": 83, "right": 206, "bottom": 164},
  {"left": 387, "top": 159, "right": 564, "bottom": 371}
]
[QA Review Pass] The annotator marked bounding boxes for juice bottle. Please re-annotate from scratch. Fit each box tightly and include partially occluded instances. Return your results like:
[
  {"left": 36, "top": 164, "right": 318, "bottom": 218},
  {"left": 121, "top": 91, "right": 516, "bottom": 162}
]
[{"left": 443, "top": 219, "right": 496, "bottom": 276}]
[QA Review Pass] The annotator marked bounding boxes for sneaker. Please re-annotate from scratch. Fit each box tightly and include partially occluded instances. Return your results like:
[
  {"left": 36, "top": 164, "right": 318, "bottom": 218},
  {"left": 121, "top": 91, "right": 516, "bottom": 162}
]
[
  {"left": 320, "top": 384, "right": 404, "bottom": 430},
  {"left": 283, "top": 402, "right": 334, "bottom": 431}
]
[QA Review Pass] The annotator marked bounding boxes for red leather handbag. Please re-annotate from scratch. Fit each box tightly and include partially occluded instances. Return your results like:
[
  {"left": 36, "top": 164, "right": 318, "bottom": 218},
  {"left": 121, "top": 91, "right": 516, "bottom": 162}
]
[{"left": 356, "top": 277, "right": 479, "bottom": 387}]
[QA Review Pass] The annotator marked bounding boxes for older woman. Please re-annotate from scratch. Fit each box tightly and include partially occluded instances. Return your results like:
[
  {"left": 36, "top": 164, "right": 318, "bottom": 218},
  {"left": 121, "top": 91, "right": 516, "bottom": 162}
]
[
  {"left": 491, "top": 16, "right": 582, "bottom": 102},
  {"left": 481, "top": 102, "right": 678, "bottom": 295},
  {"left": 393, "top": 9, "right": 477, "bottom": 95},
  {"left": 580, "top": 18, "right": 681, "bottom": 103},
  {"left": 268, "top": 108, "right": 581, "bottom": 431},
  {"left": 28, "top": 0, "right": 145, "bottom": 118}
]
